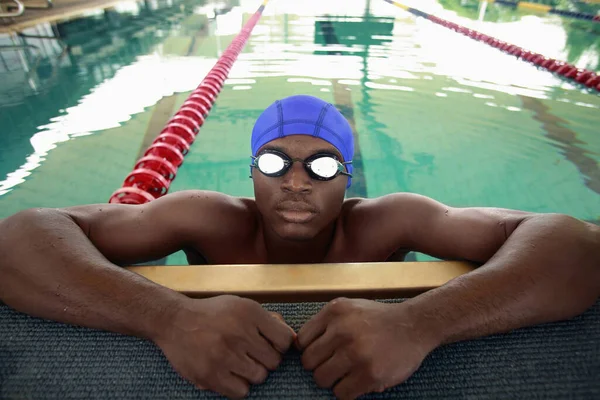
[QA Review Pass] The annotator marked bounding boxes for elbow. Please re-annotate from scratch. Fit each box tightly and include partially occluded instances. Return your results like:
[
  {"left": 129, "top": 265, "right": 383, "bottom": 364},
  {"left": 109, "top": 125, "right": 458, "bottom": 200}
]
[
  {"left": 0, "top": 208, "right": 72, "bottom": 244},
  {"left": 526, "top": 213, "right": 600, "bottom": 301},
  {"left": 1, "top": 208, "right": 39, "bottom": 233},
  {"left": 6, "top": 207, "right": 58, "bottom": 222},
  {"left": 0, "top": 208, "right": 42, "bottom": 245},
  {"left": 5, "top": 207, "right": 48, "bottom": 225},
  {"left": 525, "top": 213, "right": 595, "bottom": 243},
  {"left": 526, "top": 212, "right": 578, "bottom": 229},
  {"left": 555, "top": 214, "right": 600, "bottom": 303},
  {"left": 586, "top": 221, "right": 600, "bottom": 297}
]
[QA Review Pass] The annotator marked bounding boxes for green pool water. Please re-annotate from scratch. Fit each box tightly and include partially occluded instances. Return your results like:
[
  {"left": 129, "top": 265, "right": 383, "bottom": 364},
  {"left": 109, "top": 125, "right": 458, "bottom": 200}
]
[{"left": 0, "top": 0, "right": 598, "bottom": 264}]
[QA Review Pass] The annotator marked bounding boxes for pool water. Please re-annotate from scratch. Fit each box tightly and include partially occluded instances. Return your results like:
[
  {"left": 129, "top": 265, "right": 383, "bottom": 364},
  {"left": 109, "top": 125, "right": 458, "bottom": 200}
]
[{"left": 0, "top": 0, "right": 598, "bottom": 264}]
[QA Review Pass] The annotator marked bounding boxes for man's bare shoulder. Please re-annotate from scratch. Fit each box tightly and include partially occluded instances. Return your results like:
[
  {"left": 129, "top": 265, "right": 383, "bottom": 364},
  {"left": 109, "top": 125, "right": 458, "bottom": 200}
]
[
  {"left": 339, "top": 193, "right": 440, "bottom": 247},
  {"left": 341, "top": 192, "right": 434, "bottom": 218},
  {"left": 161, "top": 189, "right": 258, "bottom": 223},
  {"left": 336, "top": 194, "right": 432, "bottom": 259},
  {"left": 143, "top": 190, "right": 261, "bottom": 256},
  {"left": 165, "top": 189, "right": 252, "bottom": 207}
]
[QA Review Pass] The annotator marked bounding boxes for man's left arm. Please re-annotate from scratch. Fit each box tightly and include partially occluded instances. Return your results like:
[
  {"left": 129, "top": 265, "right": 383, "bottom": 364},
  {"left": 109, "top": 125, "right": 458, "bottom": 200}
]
[
  {"left": 401, "top": 196, "right": 600, "bottom": 344},
  {"left": 296, "top": 194, "right": 600, "bottom": 400}
]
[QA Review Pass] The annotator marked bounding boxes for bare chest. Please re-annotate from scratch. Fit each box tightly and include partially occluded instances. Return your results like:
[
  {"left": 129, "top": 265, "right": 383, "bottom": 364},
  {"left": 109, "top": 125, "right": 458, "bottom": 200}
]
[{"left": 187, "top": 217, "right": 405, "bottom": 265}]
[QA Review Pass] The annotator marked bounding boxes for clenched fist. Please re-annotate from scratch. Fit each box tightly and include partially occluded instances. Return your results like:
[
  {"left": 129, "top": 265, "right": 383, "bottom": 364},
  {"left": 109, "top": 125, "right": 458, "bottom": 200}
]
[
  {"left": 153, "top": 295, "right": 296, "bottom": 399},
  {"left": 297, "top": 298, "right": 439, "bottom": 400}
]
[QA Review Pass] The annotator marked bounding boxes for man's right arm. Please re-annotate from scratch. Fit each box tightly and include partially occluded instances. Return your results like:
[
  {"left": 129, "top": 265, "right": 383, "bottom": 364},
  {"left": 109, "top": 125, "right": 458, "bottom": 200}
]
[
  {"left": 0, "top": 190, "right": 295, "bottom": 398},
  {"left": 0, "top": 190, "right": 236, "bottom": 340}
]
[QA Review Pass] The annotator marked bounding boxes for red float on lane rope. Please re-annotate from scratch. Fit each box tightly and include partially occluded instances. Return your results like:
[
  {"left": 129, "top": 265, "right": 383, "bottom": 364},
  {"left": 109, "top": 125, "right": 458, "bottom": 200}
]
[
  {"left": 144, "top": 142, "right": 185, "bottom": 168},
  {"left": 135, "top": 155, "right": 178, "bottom": 181},
  {"left": 193, "top": 89, "right": 216, "bottom": 103},
  {"left": 585, "top": 75, "right": 600, "bottom": 88},
  {"left": 123, "top": 168, "right": 171, "bottom": 199},
  {"left": 187, "top": 94, "right": 213, "bottom": 111},
  {"left": 177, "top": 106, "right": 206, "bottom": 122},
  {"left": 153, "top": 133, "right": 191, "bottom": 156},
  {"left": 109, "top": 1, "right": 270, "bottom": 204},
  {"left": 109, "top": 187, "right": 155, "bottom": 204},
  {"left": 182, "top": 100, "right": 210, "bottom": 117},
  {"left": 162, "top": 122, "right": 198, "bottom": 143}
]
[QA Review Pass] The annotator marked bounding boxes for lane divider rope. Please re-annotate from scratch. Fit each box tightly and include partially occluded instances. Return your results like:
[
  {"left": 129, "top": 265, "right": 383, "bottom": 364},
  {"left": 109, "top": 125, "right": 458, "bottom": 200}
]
[
  {"left": 109, "top": 0, "right": 270, "bottom": 205},
  {"left": 383, "top": 0, "right": 600, "bottom": 93}
]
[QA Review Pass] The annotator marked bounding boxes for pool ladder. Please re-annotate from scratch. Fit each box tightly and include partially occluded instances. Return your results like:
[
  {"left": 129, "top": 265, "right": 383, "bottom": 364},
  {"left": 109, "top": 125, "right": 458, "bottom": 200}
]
[{"left": 0, "top": 0, "right": 52, "bottom": 18}]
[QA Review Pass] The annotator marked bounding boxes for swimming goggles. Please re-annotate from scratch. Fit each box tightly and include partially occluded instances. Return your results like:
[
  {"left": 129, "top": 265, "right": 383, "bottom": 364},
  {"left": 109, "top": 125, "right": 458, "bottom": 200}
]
[{"left": 251, "top": 149, "right": 352, "bottom": 181}]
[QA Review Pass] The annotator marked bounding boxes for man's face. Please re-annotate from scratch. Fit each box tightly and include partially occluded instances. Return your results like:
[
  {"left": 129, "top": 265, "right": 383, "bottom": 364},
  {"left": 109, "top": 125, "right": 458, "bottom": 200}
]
[{"left": 252, "top": 135, "right": 348, "bottom": 241}]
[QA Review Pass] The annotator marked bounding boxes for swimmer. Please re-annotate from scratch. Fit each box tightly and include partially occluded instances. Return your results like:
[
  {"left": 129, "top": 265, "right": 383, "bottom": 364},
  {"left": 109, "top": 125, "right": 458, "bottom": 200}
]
[{"left": 0, "top": 95, "right": 598, "bottom": 400}]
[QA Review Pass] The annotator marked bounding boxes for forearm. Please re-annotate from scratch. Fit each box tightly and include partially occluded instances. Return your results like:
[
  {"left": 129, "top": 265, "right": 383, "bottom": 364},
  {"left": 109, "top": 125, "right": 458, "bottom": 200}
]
[
  {"left": 406, "top": 214, "right": 600, "bottom": 346},
  {"left": 0, "top": 208, "right": 185, "bottom": 341}
]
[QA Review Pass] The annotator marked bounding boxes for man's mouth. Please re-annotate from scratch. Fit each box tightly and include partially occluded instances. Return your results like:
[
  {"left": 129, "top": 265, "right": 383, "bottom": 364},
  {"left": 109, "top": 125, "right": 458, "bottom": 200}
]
[
  {"left": 277, "top": 209, "right": 316, "bottom": 223},
  {"left": 276, "top": 203, "right": 318, "bottom": 224}
]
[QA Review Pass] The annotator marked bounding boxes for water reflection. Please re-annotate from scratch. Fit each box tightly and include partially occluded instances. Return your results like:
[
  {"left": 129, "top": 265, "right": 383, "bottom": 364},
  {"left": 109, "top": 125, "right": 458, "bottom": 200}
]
[
  {"left": 0, "top": 0, "right": 598, "bottom": 212},
  {"left": 0, "top": 0, "right": 213, "bottom": 195},
  {"left": 440, "top": 0, "right": 600, "bottom": 69}
]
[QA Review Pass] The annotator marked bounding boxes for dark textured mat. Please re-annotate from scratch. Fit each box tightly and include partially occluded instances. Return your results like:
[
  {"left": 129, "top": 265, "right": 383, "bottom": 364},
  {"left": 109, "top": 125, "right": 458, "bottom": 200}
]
[{"left": 1, "top": 299, "right": 599, "bottom": 399}]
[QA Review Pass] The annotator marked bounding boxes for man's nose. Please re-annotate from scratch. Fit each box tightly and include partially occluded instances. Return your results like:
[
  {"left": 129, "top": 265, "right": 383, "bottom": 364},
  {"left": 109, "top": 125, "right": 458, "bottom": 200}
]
[{"left": 281, "top": 161, "right": 312, "bottom": 193}]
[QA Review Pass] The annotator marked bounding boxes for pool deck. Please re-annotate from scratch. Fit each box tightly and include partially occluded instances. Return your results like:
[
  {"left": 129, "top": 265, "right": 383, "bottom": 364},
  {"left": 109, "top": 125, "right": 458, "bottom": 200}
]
[{"left": 0, "top": 0, "right": 130, "bottom": 34}]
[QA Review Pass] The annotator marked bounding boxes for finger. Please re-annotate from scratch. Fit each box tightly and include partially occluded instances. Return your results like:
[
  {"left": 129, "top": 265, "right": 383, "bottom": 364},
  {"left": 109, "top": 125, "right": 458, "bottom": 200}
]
[
  {"left": 296, "top": 308, "right": 329, "bottom": 350},
  {"left": 167, "top": 360, "right": 208, "bottom": 391},
  {"left": 270, "top": 311, "right": 285, "bottom": 323},
  {"left": 301, "top": 327, "right": 337, "bottom": 371},
  {"left": 209, "top": 370, "right": 250, "bottom": 400},
  {"left": 333, "top": 370, "right": 376, "bottom": 400},
  {"left": 270, "top": 312, "right": 298, "bottom": 339},
  {"left": 247, "top": 333, "right": 282, "bottom": 371},
  {"left": 230, "top": 354, "right": 269, "bottom": 385},
  {"left": 312, "top": 349, "right": 352, "bottom": 389},
  {"left": 256, "top": 310, "right": 296, "bottom": 353},
  {"left": 294, "top": 335, "right": 301, "bottom": 351}
]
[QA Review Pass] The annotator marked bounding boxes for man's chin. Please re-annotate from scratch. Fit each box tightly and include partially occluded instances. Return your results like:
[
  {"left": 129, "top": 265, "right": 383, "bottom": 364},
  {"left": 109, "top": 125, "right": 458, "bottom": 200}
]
[{"left": 274, "top": 223, "right": 317, "bottom": 242}]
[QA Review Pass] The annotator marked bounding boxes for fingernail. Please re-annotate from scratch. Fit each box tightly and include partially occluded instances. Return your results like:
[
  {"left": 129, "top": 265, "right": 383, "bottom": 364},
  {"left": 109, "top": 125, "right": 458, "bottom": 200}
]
[{"left": 270, "top": 312, "right": 285, "bottom": 322}]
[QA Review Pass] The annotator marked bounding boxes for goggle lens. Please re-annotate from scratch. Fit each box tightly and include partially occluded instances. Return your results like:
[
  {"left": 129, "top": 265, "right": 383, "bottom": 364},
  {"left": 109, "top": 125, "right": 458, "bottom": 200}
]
[{"left": 252, "top": 151, "right": 351, "bottom": 181}]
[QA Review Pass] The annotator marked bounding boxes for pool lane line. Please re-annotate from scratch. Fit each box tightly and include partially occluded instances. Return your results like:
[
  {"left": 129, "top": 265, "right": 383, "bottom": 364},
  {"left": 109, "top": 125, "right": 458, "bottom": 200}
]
[
  {"left": 109, "top": 1, "right": 271, "bottom": 204},
  {"left": 519, "top": 95, "right": 600, "bottom": 196},
  {"left": 134, "top": 21, "right": 210, "bottom": 163},
  {"left": 317, "top": 20, "right": 368, "bottom": 198},
  {"left": 490, "top": 0, "right": 600, "bottom": 22},
  {"left": 135, "top": 95, "right": 179, "bottom": 162},
  {"left": 332, "top": 81, "right": 368, "bottom": 198},
  {"left": 381, "top": 0, "right": 600, "bottom": 92},
  {"left": 185, "top": 17, "right": 209, "bottom": 57}
]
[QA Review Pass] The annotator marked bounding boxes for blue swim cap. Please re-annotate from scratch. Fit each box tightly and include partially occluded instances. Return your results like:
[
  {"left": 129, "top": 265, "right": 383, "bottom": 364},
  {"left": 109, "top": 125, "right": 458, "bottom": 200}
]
[{"left": 251, "top": 95, "right": 354, "bottom": 188}]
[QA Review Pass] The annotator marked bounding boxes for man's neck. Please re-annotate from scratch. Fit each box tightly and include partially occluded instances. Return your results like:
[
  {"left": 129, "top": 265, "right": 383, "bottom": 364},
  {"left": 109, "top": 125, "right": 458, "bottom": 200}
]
[{"left": 261, "top": 222, "right": 337, "bottom": 264}]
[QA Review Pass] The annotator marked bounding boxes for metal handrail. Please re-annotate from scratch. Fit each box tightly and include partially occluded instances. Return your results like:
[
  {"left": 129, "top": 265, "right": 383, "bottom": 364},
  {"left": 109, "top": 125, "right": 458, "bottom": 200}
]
[{"left": 0, "top": 0, "right": 24, "bottom": 18}]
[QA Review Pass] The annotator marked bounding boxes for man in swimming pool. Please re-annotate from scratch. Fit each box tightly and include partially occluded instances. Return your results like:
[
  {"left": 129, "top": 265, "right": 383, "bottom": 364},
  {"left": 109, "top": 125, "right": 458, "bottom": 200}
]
[{"left": 0, "top": 95, "right": 598, "bottom": 400}]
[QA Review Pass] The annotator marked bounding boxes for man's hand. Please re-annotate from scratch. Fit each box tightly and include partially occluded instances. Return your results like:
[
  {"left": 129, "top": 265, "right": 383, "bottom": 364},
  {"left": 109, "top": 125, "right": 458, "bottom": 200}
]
[
  {"left": 297, "top": 298, "right": 439, "bottom": 400},
  {"left": 153, "top": 295, "right": 296, "bottom": 399}
]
